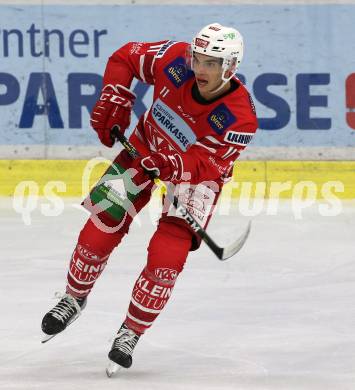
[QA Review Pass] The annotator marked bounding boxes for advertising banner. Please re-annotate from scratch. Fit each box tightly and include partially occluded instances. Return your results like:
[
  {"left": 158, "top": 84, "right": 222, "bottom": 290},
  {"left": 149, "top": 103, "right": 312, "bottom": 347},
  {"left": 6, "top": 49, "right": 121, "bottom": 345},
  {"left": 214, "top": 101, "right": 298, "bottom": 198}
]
[{"left": 0, "top": 4, "right": 354, "bottom": 158}]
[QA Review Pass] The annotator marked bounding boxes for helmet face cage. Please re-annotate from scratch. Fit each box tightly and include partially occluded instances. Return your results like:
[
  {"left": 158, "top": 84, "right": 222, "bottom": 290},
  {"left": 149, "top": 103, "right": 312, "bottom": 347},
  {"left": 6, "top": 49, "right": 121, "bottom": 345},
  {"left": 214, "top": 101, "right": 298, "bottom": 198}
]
[{"left": 221, "top": 56, "right": 239, "bottom": 82}]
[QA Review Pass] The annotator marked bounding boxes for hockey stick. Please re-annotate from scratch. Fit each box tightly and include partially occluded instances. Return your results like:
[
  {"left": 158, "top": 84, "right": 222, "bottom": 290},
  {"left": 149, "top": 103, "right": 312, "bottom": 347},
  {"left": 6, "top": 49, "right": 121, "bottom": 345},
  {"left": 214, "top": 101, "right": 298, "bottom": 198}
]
[{"left": 112, "top": 125, "right": 251, "bottom": 260}]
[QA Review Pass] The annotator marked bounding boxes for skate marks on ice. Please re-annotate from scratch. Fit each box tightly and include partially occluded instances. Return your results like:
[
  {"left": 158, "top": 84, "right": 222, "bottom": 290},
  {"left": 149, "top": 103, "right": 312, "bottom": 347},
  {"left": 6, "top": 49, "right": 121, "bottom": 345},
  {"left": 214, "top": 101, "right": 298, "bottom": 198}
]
[{"left": 1, "top": 202, "right": 355, "bottom": 389}]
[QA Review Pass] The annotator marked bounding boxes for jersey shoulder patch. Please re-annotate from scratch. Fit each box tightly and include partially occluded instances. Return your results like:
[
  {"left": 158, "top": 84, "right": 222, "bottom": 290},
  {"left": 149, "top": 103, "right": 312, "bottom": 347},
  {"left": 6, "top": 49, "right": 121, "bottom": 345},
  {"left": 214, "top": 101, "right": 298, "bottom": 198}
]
[
  {"left": 207, "top": 103, "right": 237, "bottom": 135},
  {"left": 163, "top": 56, "right": 194, "bottom": 88},
  {"left": 224, "top": 130, "right": 253, "bottom": 146}
]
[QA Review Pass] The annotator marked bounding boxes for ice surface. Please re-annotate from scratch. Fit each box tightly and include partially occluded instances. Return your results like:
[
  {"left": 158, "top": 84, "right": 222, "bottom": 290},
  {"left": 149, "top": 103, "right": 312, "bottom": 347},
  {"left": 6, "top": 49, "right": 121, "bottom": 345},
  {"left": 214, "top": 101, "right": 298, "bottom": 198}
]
[{"left": 1, "top": 198, "right": 355, "bottom": 390}]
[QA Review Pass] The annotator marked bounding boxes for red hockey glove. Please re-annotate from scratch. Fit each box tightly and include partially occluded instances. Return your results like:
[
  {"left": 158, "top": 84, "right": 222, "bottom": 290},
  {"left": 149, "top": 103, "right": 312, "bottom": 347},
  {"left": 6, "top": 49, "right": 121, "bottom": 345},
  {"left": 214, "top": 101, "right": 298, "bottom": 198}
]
[
  {"left": 90, "top": 84, "right": 136, "bottom": 147},
  {"left": 140, "top": 152, "right": 184, "bottom": 182}
]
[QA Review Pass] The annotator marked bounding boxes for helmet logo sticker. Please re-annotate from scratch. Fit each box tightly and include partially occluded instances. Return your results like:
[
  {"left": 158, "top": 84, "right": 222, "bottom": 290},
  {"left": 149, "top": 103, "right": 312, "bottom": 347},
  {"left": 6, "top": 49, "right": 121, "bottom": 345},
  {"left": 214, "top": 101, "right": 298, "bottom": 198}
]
[
  {"left": 195, "top": 38, "right": 209, "bottom": 49},
  {"left": 223, "top": 33, "right": 236, "bottom": 40},
  {"left": 209, "top": 25, "right": 221, "bottom": 31}
]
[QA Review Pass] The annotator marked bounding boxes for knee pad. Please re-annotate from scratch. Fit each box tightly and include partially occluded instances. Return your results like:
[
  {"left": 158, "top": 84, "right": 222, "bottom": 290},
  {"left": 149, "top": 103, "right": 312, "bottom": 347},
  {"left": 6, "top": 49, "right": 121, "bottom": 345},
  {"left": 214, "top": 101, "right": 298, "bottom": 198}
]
[
  {"left": 78, "top": 218, "right": 126, "bottom": 256},
  {"left": 147, "top": 220, "right": 193, "bottom": 275}
]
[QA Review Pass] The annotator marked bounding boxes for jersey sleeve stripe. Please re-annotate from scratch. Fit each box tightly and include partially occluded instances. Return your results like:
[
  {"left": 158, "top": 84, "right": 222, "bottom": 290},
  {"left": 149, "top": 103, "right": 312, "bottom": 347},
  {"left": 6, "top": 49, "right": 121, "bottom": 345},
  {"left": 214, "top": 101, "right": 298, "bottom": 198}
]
[
  {"left": 221, "top": 146, "right": 238, "bottom": 160},
  {"left": 150, "top": 56, "right": 157, "bottom": 82},
  {"left": 195, "top": 141, "right": 217, "bottom": 153},
  {"left": 139, "top": 55, "right": 147, "bottom": 83},
  {"left": 142, "top": 54, "right": 155, "bottom": 84},
  {"left": 147, "top": 44, "right": 163, "bottom": 51},
  {"left": 205, "top": 135, "right": 226, "bottom": 146}
]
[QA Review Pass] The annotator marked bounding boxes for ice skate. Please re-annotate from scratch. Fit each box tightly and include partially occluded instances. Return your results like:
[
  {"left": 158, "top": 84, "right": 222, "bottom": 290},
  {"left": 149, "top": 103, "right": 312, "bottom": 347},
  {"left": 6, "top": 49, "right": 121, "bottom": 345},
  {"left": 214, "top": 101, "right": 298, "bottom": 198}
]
[
  {"left": 41, "top": 293, "right": 87, "bottom": 343},
  {"left": 106, "top": 323, "right": 140, "bottom": 377}
]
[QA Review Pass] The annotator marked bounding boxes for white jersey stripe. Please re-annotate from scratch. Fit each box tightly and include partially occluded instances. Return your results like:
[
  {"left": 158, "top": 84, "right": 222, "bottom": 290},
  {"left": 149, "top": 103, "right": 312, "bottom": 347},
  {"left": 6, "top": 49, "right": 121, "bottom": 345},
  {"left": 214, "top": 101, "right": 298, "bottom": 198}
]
[
  {"left": 195, "top": 141, "right": 216, "bottom": 153},
  {"left": 147, "top": 45, "right": 163, "bottom": 53},
  {"left": 227, "top": 149, "right": 238, "bottom": 159},
  {"left": 139, "top": 55, "right": 147, "bottom": 83},
  {"left": 67, "top": 285, "right": 91, "bottom": 294},
  {"left": 205, "top": 135, "right": 226, "bottom": 146},
  {"left": 223, "top": 146, "right": 232, "bottom": 159},
  {"left": 143, "top": 110, "right": 150, "bottom": 128},
  {"left": 150, "top": 55, "right": 157, "bottom": 81},
  {"left": 222, "top": 146, "right": 238, "bottom": 160},
  {"left": 134, "top": 127, "right": 145, "bottom": 143},
  {"left": 126, "top": 311, "right": 153, "bottom": 326}
]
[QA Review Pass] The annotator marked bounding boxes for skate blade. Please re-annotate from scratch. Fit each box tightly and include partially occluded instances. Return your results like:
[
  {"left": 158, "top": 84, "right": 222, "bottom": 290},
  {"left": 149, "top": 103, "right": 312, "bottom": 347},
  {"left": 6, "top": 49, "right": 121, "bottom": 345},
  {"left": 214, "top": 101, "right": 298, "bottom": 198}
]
[
  {"left": 106, "top": 360, "right": 122, "bottom": 377},
  {"left": 41, "top": 312, "right": 81, "bottom": 344},
  {"left": 41, "top": 333, "right": 57, "bottom": 343}
]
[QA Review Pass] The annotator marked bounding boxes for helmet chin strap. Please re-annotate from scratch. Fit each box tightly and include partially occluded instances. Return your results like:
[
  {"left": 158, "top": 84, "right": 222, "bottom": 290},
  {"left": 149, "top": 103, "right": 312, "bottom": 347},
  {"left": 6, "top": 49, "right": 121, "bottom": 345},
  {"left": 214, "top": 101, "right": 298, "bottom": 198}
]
[
  {"left": 209, "top": 80, "right": 228, "bottom": 94},
  {"left": 208, "top": 69, "right": 233, "bottom": 94}
]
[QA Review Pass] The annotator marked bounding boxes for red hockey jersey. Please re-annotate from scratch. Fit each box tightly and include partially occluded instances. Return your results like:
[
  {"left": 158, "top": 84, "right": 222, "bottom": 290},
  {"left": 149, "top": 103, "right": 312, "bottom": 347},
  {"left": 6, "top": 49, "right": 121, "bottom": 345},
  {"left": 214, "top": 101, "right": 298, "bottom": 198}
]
[{"left": 103, "top": 40, "right": 258, "bottom": 185}]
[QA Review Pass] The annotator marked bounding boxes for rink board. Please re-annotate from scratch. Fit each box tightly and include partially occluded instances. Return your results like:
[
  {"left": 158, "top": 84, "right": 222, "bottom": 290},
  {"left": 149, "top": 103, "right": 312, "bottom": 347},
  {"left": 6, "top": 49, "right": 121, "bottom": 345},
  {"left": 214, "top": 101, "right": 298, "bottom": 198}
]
[
  {"left": 1, "top": 4, "right": 355, "bottom": 160},
  {"left": 1, "top": 160, "right": 354, "bottom": 199}
]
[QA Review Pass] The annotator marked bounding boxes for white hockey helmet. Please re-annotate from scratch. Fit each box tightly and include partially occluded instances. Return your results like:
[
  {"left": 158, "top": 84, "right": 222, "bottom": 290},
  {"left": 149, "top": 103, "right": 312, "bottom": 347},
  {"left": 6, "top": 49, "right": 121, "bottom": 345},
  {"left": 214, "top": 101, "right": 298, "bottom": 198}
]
[{"left": 189, "top": 23, "right": 244, "bottom": 83}]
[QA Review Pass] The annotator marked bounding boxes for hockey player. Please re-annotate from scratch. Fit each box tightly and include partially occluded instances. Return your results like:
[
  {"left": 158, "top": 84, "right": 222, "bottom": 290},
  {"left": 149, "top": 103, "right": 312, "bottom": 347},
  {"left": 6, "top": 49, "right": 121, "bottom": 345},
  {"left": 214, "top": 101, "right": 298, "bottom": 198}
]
[{"left": 41, "top": 23, "right": 258, "bottom": 373}]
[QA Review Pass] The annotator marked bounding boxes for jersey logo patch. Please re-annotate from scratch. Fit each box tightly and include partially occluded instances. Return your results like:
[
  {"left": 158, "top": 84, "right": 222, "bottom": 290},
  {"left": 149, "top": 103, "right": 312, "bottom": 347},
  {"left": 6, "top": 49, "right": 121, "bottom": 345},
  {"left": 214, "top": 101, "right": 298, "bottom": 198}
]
[
  {"left": 207, "top": 104, "right": 237, "bottom": 135},
  {"left": 164, "top": 57, "right": 194, "bottom": 88},
  {"left": 224, "top": 131, "right": 253, "bottom": 146},
  {"left": 151, "top": 99, "right": 196, "bottom": 151}
]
